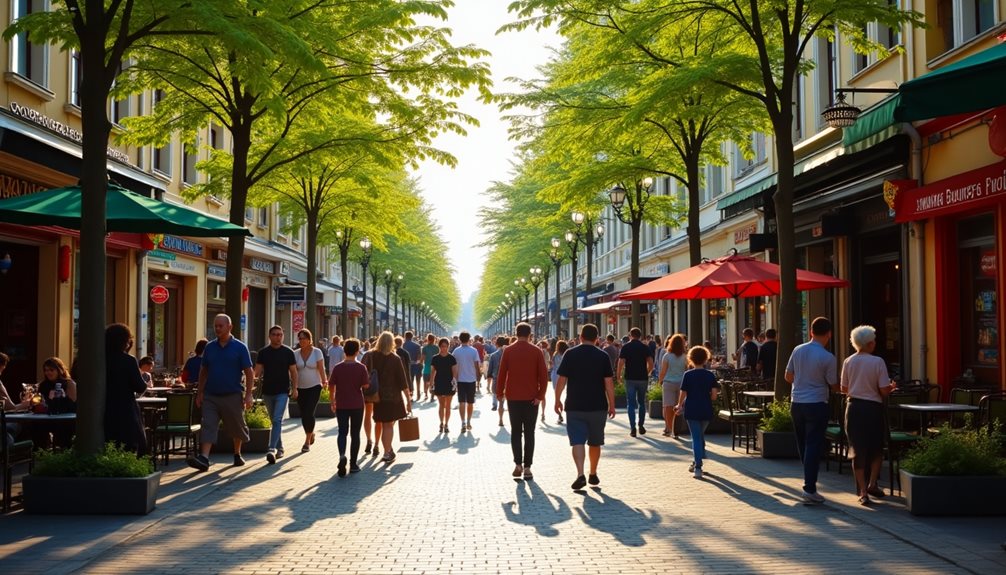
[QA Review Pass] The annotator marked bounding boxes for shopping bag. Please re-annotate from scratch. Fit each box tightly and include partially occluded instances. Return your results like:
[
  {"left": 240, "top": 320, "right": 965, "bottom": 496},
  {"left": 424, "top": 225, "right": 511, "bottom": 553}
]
[{"left": 398, "top": 414, "right": 420, "bottom": 442}]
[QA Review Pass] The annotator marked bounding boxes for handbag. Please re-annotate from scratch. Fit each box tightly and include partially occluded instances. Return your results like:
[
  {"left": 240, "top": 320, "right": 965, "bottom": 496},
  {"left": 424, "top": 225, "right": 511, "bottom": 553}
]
[
  {"left": 365, "top": 354, "right": 381, "bottom": 399},
  {"left": 398, "top": 414, "right": 419, "bottom": 442}
]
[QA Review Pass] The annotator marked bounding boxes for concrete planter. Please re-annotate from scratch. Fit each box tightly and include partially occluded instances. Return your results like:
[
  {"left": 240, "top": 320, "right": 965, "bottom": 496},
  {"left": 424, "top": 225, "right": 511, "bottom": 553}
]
[
  {"left": 287, "top": 402, "right": 335, "bottom": 419},
  {"left": 756, "top": 429, "right": 799, "bottom": 459},
  {"left": 23, "top": 472, "right": 161, "bottom": 515},
  {"left": 648, "top": 400, "right": 664, "bottom": 420},
  {"left": 900, "top": 470, "right": 1006, "bottom": 516},
  {"left": 212, "top": 427, "right": 271, "bottom": 453}
]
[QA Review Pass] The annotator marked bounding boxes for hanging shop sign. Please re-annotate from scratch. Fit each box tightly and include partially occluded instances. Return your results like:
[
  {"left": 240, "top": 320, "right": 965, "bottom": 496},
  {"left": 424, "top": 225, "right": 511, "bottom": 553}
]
[
  {"left": 150, "top": 285, "right": 170, "bottom": 304},
  {"left": 277, "top": 286, "right": 306, "bottom": 303},
  {"left": 892, "top": 160, "right": 1006, "bottom": 222}
]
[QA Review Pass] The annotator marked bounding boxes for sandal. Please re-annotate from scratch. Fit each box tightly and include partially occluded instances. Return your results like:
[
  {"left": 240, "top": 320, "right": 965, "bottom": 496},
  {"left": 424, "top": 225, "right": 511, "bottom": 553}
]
[{"left": 867, "top": 486, "right": 885, "bottom": 498}]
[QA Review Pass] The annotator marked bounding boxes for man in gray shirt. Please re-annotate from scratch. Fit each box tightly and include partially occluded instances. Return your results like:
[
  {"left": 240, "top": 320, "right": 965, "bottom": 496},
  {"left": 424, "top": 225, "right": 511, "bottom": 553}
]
[
  {"left": 485, "top": 336, "right": 508, "bottom": 426},
  {"left": 785, "top": 317, "right": 839, "bottom": 505}
]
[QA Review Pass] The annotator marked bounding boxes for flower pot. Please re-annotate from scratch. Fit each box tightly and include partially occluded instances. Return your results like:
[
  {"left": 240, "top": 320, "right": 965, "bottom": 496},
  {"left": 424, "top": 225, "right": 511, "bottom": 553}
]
[
  {"left": 23, "top": 472, "right": 161, "bottom": 515},
  {"left": 899, "top": 470, "right": 1006, "bottom": 516},
  {"left": 212, "top": 427, "right": 271, "bottom": 453},
  {"left": 648, "top": 400, "right": 664, "bottom": 420},
  {"left": 756, "top": 429, "right": 799, "bottom": 459}
]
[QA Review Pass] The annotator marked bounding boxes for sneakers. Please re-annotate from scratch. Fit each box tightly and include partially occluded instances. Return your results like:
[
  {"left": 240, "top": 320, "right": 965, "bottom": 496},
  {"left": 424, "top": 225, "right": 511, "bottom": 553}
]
[
  {"left": 802, "top": 490, "right": 826, "bottom": 505},
  {"left": 588, "top": 474, "right": 599, "bottom": 486},
  {"left": 186, "top": 454, "right": 210, "bottom": 472},
  {"left": 639, "top": 425, "right": 646, "bottom": 435},
  {"left": 266, "top": 450, "right": 277, "bottom": 465},
  {"left": 337, "top": 456, "right": 348, "bottom": 478},
  {"left": 630, "top": 428, "right": 637, "bottom": 438},
  {"left": 571, "top": 475, "right": 587, "bottom": 490},
  {"left": 688, "top": 462, "right": 695, "bottom": 473},
  {"left": 867, "top": 486, "right": 886, "bottom": 498},
  {"left": 350, "top": 462, "right": 361, "bottom": 473},
  {"left": 557, "top": 416, "right": 564, "bottom": 424},
  {"left": 523, "top": 467, "right": 533, "bottom": 480},
  {"left": 491, "top": 405, "right": 497, "bottom": 411},
  {"left": 276, "top": 449, "right": 284, "bottom": 459},
  {"left": 693, "top": 467, "right": 703, "bottom": 479},
  {"left": 233, "top": 453, "right": 245, "bottom": 467},
  {"left": 513, "top": 465, "right": 523, "bottom": 478}
]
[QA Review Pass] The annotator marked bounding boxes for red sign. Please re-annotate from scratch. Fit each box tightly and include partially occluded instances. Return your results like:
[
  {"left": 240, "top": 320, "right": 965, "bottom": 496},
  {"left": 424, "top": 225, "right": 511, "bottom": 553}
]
[
  {"left": 894, "top": 160, "right": 1006, "bottom": 222},
  {"left": 150, "top": 285, "right": 169, "bottom": 304},
  {"left": 292, "top": 310, "right": 305, "bottom": 333},
  {"left": 980, "top": 251, "right": 997, "bottom": 276}
]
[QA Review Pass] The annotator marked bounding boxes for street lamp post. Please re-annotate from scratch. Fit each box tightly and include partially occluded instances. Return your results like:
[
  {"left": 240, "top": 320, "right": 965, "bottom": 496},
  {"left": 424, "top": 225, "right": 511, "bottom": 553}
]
[
  {"left": 584, "top": 220, "right": 605, "bottom": 326},
  {"left": 358, "top": 237, "right": 372, "bottom": 339},
  {"left": 393, "top": 272, "right": 404, "bottom": 334},
  {"left": 548, "top": 242, "right": 564, "bottom": 338},
  {"left": 384, "top": 269, "right": 393, "bottom": 332},
  {"left": 609, "top": 177, "right": 653, "bottom": 328},
  {"left": 558, "top": 210, "right": 586, "bottom": 336},
  {"left": 529, "top": 266, "right": 542, "bottom": 336}
]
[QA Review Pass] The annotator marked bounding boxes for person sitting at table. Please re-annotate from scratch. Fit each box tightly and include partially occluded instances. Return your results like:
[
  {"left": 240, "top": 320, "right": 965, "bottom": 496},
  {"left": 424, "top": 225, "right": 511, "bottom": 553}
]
[
  {"left": 840, "top": 325, "right": 897, "bottom": 505},
  {"left": 139, "top": 356, "right": 155, "bottom": 388},
  {"left": 1, "top": 352, "right": 30, "bottom": 451},
  {"left": 35, "top": 357, "right": 76, "bottom": 449},
  {"left": 180, "top": 339, "right": 208, "bottom": 387},
  {"left": 105, "top": 323, "right": 149, "bottom": 456}
]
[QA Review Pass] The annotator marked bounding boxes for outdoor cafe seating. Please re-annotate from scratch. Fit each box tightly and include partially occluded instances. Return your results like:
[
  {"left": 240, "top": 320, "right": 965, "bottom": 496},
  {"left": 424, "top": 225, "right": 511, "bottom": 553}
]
[
  {"left": 150, "top": 392, "right": 201, "bottom": 467},
  {"left": 1, "top": 409, "right": 35, "bottom": 512}
]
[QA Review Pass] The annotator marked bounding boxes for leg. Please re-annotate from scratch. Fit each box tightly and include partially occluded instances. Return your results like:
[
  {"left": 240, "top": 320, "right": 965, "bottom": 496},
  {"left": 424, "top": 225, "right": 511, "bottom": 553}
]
[
  {"left": 791, "top": 403, "right": 808, "bottom": 472},
  {"left": 587, "top": 445, "right": 601, "bottom": 475},
  {"left": 867, "top": 453, "right": 884, "bottom": 493},
  {"left": 198, "top": 394, "right": 222, "bottom": 458},
  {"left": 523, "top": 402, "right": 536, "bottom": 468},
  {"left": 299, "top": 385, "right": 322, "bottom": 444},
  {"left": 363, "top": 403, "right": 374, "bottom": 442},
  {"left": 571, "top": 444, "right": 586, "bottom": 477},
  {"left": 349, "top": 408, "right": 363, "bottom": 464},
  {"left": 336, "top": 410, "right": 350, "bottom": 457},
  {"left": 465, "top": 401, "right": 474, "bottom": 424},
  {"left": 794, "top": 403, "right": 829, "bottom": 494},
  {"left": 635, "top": 384, "right": 647, "bottom": 428},
  {"left": 625, "top": 381, "right": 639, "bottom": 430},
  {"left": 263, "top": 394, "right": 284, "bottom": 454},
  {"left": 381, "top": 421, "right": 394, "bottom": 453},
  {"left": 508, "top": 401, "right": 525, "bottom": 465}
]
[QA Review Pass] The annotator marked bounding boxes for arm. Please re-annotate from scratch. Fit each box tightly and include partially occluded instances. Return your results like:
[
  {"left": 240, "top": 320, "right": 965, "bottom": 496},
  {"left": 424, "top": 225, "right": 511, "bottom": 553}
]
[
  {"left": 314, "top": 354, "right": 327, "bottom": 386},
  {"left": 196, "top": 365, "right": 208, "bottom": 407},
  {"left": 327, "top": 367, "right": 338, "bottom": 410},
  {"left": 616, "top": 358, "right": 625, "bottom": 381},
  {"left": 554, "top": 375, "right": 567, "bottom": 414},
  {"left": 496, "top": 352, "right": 509, "bottom": 400},
  {"left": 451, "top": 363, "right": 459, "bottom": 382},
  {"left": 288, "top": 365, "right": 299, "bottom": 399},
  {"left": 785, "top": 370, "right": 795, "bottom": 384},
  {"left": 254, "top": 362, "right": 264, "bottom": 379},
  {"left": 646, "top": 356, "right": 654, "bottom": 374},
  {"left": 675, "top": 389, "right": 689, "bottom": 414},
  {"left": 657, "top": 356, "right": 668, "bottom": 383},
  {"left": 604, "top": 376, "right": 615, "bottom": 418},
  {"left": 65, "top": 379, "right": 78, "bottom": 402},
  {"left": 243, "top": 367, "right": 256, "bottom": 408},
  {"left": 535, "top": 352, "right": 548, "bottom": 404}
]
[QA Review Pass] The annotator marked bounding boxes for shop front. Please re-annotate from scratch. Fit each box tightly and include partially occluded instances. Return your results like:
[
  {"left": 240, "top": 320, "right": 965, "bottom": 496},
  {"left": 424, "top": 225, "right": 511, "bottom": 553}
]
[
  {"left": 891, "top": 159, "right": 1006, "bottom": 391},
  {"left": 146, "top": 237, "right": 206, "bottom": 371}
]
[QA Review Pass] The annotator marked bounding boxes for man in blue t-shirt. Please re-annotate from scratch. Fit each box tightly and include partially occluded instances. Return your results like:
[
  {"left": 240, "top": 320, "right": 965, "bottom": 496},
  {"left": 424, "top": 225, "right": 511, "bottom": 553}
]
[
  {"left": 618, "top": 327, "right": 654, "bottom": 437},
  {"left": 188, "top": 314, "right": 255, "bottom": 472},
  {"left": 402, "top": 331, "right": 423, "bottom": 401}
]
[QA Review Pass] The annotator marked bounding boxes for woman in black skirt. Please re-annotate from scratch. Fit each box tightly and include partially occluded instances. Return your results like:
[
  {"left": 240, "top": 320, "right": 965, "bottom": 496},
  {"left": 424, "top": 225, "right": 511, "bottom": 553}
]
[{"left": 840, "top": 325, "right": 898, "bottom": 505}]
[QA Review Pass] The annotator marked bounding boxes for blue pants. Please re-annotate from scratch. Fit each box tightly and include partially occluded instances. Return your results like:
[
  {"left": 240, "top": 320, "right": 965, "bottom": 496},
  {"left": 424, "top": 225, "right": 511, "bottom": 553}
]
[
  {"left": 686, "top": 419, "right": 710, "bottom": 466},
  {"left": 262, "top": 393, "right": 288, "bottom": 453},
  {"left": 791, "top": 402, "right": 829, "bottom": 494},
  {"left": 625, "top": 379, "right": 648, "bottom": 428}
]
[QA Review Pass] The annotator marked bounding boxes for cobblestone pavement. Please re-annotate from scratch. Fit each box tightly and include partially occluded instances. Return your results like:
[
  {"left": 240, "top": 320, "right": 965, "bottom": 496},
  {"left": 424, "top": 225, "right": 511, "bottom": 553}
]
[{"left": 2, "top": 391, "right": 1004, "bottom": 574}]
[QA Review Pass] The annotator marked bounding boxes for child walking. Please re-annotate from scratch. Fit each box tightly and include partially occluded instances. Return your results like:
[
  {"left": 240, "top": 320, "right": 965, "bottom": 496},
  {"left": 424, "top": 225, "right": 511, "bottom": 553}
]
[{"left": 675, "top": 346, "right": 720, "bottom": 479}]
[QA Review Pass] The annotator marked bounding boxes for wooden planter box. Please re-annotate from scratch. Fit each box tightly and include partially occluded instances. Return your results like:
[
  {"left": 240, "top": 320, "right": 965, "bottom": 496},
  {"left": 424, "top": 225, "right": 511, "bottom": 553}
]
[
  {"left": 900, "top": 470, "right": 1006, "bottom": 516},
  {"left": 648, "top": 400, "right": 664, "bottom": 420},
  {"left": 287, "top": 401, "right": 335, "bottom": 419},
  {"left": 756, "top": 429, "right": 799, "bottom": 459},
  {"left": 23, "top": 472, "right": 161, "bottom": 515},
  {"left": 212, "top": 427, "right": 271, "bottom": 454}
]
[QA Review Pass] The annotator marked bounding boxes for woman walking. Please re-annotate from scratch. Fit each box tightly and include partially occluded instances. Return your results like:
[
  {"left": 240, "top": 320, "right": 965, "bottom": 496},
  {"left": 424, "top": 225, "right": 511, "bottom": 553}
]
[
  {"left": 363, "top": 331, "right": 411, "bottom": 463},
  {"left": 429, "top": 337, "right": 458, "bottom": 433},
  {"left": 841, "top": 325, "right": 896, "bottom": 505},
  {"left": 550, "top": 340, "right": 568, "bottom": 424},
  {"left": 104, "top": 323, "right": 148, "bottom": 456},
  {"left": 675, "top": 346, "right": 720, "bottom": 479},
  {"left": 658, "top": 334, "right": 688, "bottom": 438},
  {"left": 294, "top": 329, "right": 327, "bottom": 452},
  {"left": 328, "top": 338, "right": 369, "bottom": 476}
]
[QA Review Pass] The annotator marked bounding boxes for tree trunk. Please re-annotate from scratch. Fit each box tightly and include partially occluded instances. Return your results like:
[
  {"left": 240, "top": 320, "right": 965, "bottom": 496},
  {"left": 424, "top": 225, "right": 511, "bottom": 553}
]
[
  {"left": 360, "top": 267, "right": 367, "bottom": 339},
  {"left": 570, "top": 254, "right": 578, "bottom": 337},
  {"left": 340, "top": 245, "right": 349, "bottom": 338},
  {"left": 225, "top": 120, "right": 252, "bottom": 340},
  {"left": 630, "top": 218, "right": 642, "bottom": 329},
  {"left": 773, "top": 126, "right": 797, "bottom": 399},
  {"left": 585, "top": 227, "right": 595, "bottom": 326},
  {"left": 75, "top": 26, "right": 114, "bottom": 455},
  {"left": 686, "top": 160, "right": 704, "bottom": 345},
  {"left": 305, "top": 211, "right": 319, "bottom": 335}
]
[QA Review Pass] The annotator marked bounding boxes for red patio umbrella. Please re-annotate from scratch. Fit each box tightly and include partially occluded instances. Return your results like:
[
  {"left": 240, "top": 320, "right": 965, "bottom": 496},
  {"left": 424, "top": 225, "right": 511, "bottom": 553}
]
[{"left": 617, "top": 253, "right": 849, "bottom": 300}]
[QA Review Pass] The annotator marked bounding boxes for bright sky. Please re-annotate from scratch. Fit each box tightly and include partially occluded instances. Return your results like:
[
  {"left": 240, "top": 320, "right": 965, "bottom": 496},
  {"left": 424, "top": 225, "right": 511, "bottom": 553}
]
[{"left": 411, "top": 1, "right": 560, "bottom": 303}]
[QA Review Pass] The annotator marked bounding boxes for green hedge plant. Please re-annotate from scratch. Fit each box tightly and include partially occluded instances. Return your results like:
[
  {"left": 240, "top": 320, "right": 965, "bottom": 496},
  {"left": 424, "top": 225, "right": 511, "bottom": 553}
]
[
  {"left": 33, "top": 443, "right": 154, "bottom": 478},
  {"left": 759, "top": 400, "right": 794, "bottom": 432},
  {"left": 245, "top": 404, "right": 272, "bottom": 430},
  {"left": 902, "top": 422, "right": 1006, "bottom": 476}
]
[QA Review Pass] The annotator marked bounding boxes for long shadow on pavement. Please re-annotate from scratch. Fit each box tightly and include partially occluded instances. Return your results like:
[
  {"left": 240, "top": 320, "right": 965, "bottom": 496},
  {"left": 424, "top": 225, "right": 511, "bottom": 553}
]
[{"left": 501, "top": 479, "right": 571, "bottom": 536}]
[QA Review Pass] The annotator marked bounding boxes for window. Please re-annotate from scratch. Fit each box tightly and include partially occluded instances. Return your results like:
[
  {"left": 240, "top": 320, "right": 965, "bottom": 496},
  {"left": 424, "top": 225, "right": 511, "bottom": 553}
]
[
  {"left": 853, "top": 26, "right": 870, "bottom": 74},
  {"left": 152, "top": 91, "right": 172, "bottom": 175},
  {"left": 110, "top": 61, "right": 131, "bottom": 125},
  {"left": 733, "top": 133, "right": 767, "bottom": 178},
  {"left": 703, "top": 165, "right": 725, "bottom": 204},
  {"left": 209, "top": 124, "right": 223, "bottom": 150},
  {"left": 793, "top": 75, "right": 803, "bottom": 140},
  {"left": 879, "top": 0, "right": 901, "bottom": 49},
  {"left": 816, "top": 37, "right": 837, "bottom": 125},
  {"left": 69, "top": 49, "right": 82, "bottom": 106},
  {"left": 257, "top": 206, "right": 268, "bottom": 227},
  {"left": 182, "top": 142, "right": 198, "bottom": 184},
  {"left": 245, "top": 207, "right": 255, "bottom": 222},
  {"left": 932, "top": 0, "right": 996, "bottom": 56},
  {"left": 10, "top": 0, "right": 49, "bottom": 88}
]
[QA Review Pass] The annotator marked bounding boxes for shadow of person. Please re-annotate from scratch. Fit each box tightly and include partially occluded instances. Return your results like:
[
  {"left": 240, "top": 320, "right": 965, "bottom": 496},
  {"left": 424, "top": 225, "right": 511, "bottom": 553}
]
[
  {"left": 575, "top": 488, "right": 660, "bottom": 547},
  {"left": 454, "top": 432, "right": 480, "bottom": 455},
  {"left": 500, "top": 479, "right": 572, "bottom": 537},
  {"left": 281, "top": 472, "right": 401, "bottom": 533},
  {"left": 422, "top": 434, "right": 452, "bottom": 453},
  {"left": 490, "top": 427, "right": 511, "bottom": 444}
]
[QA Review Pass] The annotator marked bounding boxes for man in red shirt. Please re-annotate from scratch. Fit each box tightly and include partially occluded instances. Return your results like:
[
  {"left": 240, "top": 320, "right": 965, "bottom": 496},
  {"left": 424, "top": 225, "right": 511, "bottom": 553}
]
[{"left": 496, "top": 322, "right": 549, "bottom": 480}]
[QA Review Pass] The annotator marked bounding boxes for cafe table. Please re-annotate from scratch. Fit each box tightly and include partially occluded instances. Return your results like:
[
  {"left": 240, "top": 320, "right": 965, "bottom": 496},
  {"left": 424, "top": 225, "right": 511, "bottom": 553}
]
[
  {"left": 741, "top": 390, "right": 776, "bottom": 413},
  {"left": 4, "top": 412, "right": 77, "bottom": 422},
  {"left": 896, "top": 403, "right": 979, "bottom": 435},
  {"left": 146, "top": 387, "right": 173, "bottom": 395},
  {"left": 136, "top": 397, "right": 167, "bottom": 407}
]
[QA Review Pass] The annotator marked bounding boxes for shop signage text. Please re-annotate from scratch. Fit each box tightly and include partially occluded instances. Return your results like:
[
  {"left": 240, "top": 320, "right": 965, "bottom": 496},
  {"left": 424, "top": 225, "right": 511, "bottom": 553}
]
[
  {"left": 208, "top": 264, "right": 227, "bottom": 278},
  {"left": 248, "top": 258, "right": 275, "bottom": 274},
  {"left": 276, "top": 286, "right": 306, "bottom": 302},
  {"left": 147, "top": 249, "right": 175, "bottom": 261},
  {"left": 169, "top": 260, "right": 196, "bottom": 273},
  {"left": 0, "top": 173, "right": 45, "bottom": 199},
  {"left": 894, "top": 160, "right": 1006, "bottom": 222},
  {"left": 9, "top": 102, "right": 131, "bottom": 164},
  {"left": 292, "top": 310, "right": 305, "bottom": 333},
  {"left": 161, "top": 235, "right": 204, "bottom": 257},
  {"left": 981, "top": 251, "right": 997, "bottom": 277},
  {"left": 733, "top": 223, "right": 758, "bottom": 245},
  {"left": 214, "top": 249, "right": 227, "bottom": 260},
  {"left": 150, "top": 285, "right": 170, "bottom": 304}
]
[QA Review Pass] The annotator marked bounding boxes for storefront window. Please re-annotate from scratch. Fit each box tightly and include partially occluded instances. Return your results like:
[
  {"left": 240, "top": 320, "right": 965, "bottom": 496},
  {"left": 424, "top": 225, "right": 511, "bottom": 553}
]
[
  {"left": 740, "top": 297, "right": 767, "bottom": 337},
  {"left": 706, "top": 299, "right": 727, "bottom": 361},
  {"left": 958, "top": 214, "right": 998, "bottom": 383}
]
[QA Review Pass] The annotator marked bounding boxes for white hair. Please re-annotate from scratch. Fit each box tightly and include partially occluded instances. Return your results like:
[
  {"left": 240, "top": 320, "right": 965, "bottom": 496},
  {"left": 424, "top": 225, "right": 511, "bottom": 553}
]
[{"left": 850, "top": 325, "right": 876, "bottom": 351}]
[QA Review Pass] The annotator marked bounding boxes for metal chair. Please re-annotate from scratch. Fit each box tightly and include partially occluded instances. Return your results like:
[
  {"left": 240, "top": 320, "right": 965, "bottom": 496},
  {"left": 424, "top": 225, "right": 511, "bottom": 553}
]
[
  {"left": 151, "top": 393, "right": 201, "bottom": 467},
  {"left": 882, "top": 398, "right": 920, "bottom": 497},
  {"left": 824, "top": 392, "right": 847, "bottom": 474},
  {"left": 978, "top": 393, "right": 1006, "bottom": 447},
  {"left": 1, "top": 410, "right": 34, "bottom": 512},
  {"left": 716, "top": 381, "right": 762, "bottom": 453}
]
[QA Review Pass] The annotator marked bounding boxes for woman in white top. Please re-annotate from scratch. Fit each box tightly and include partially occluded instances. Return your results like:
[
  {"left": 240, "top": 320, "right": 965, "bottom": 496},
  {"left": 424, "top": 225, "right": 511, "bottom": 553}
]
[
  {"left": 657, "top": 334, "right": 689, "bottom": 438},
  {"left": 294, "top": 328, "right": 328, "bottom": 452},
  {"left": 840, "top": 325, "right": 897, "bottom": 505}
]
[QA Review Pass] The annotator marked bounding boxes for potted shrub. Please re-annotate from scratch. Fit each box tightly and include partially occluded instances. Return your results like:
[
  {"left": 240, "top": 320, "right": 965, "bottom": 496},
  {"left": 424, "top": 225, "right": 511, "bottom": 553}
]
[
  {"left": 899, "top": 422, "right": 1006, "bottom": 516},
  {"left": 613, "top": 380, "right": 627, "bottom": 409},
  {"left": 756, "top": 400, "right": 798, "bottom": 458},
  {"left": 23, "top": 444, "right": 161, "bottom": 515},
  {"left": 213, "top": 404, "right": 271, "bottom": 453},
  {"left": 647, "top": 385, "right": 664, "bottom": 420},
  {"left": 287, "top": 388, "right": 335, "bottom": 419}
]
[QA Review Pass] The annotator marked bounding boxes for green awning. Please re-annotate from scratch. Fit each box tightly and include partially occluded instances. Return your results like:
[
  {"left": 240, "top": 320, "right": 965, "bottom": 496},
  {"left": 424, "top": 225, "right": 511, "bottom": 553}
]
[
  {"left": 843, "top": 94, "right": 901, "bottom": 154},
  {"left": 716, "top": 172, "right": 777, "bottom": 210},
  {"left": 895, "top": 41, "right": 1006, "bottom": 122}
]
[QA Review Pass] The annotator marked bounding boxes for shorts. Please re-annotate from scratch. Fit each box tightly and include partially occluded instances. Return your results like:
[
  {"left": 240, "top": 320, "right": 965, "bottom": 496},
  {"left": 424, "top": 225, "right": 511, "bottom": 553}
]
[
  {"left": 456, "top": 382, "right": 476, "bottom": 404},
  {"left": 661, "top": 381, "right": 682, "bottom": 407},
  {"left": 565, "top": 410, "right": 607, "bottom": 446},
  {"left": 200, "top": 392, "right": 250, "bottom": 445},
  {"left": 411, "top": 364, "right": 423, "bottom": 378},
  {"left": 434, "top": 380, "right": 455, "bottom": 396}
]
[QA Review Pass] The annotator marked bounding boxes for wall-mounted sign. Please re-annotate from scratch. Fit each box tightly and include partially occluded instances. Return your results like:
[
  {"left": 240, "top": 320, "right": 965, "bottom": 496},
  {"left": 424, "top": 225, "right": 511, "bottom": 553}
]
[
  {"left": 150, "top": 285, "right": 169, "bottom": 304},
  {"left": 214, "top": 249, "right": 227, "bottom": 261},
  {"left": 276, "top": 286, "right": 306, "bottom": 303},
  {"left": 9, "top": 102, "right": 131, "bottom": 164},
  {"left": 980, "top": 251, "right": 997, "bottom": 277},
  {"left": 733, "top": 223, "right": 758, "bottom": 245},
  {"left": 207, "top": 264, "right": 227, "bottom": 278},
  {"left": 0, "top": 173, "right": 45, "bottom": 200},
  {"left": 292, "top": 310, "right": 305, "bottom": 333},
  {"left": 168, "top": 260, "right": 197, "bottom": 273},
  {"left": 893, "top": 161, "right": 1006, "bottom": 223},
  {"left": 147, "top": 249, "right": 175, "bottom": 261},
  {"left": 247, "top": 257, "right": 275, "bottom": 274},
  {"left": 161, "top": 235, "right": 205, "bottom": 257}
]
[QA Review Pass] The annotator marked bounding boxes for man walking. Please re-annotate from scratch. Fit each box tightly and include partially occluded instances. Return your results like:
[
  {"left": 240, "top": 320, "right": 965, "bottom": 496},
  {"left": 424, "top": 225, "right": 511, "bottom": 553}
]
[
  {"left": 555, "top": 324, "right": 615, "bottom": 490},
  {"left": 188, "top": 314, "right": 256, "bottom": 471},
  {"left": 496, "top": 323, "right": 548, "bottom": 479},
  {"left": 329, "top": 336, "right": 345, "bottom": 369},
  {"left": 402, "top": 331, "right": 423, "bottom": 401},
  {"left": 485, "top": 335, "right": 508, "bottom": 426},
  {"left": 255, "top": 325, "right": 298, "bottom": 464},
  {"left": 734, "top": 328, "right": 759, "bottom": 370},
  {"left": 618, "top": 327, "right": 653, "bottom": 437},
  {"left": 785, "top": 317, "right": 839, "bottom": 504},
  {"left": 452, "top": 331, "right": 481, "bottom": 431},
  {"left": 757, "top": 329, "right": 778, "bottom": 379},
  {"left": 603, "top": 334, "right": 620, "bottom": 373}
]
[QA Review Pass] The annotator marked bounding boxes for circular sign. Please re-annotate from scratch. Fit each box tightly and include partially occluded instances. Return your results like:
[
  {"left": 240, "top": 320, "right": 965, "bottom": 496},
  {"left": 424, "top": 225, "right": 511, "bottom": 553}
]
[{"left": 150, "top": 285, "right": 170, "bottom": 304}]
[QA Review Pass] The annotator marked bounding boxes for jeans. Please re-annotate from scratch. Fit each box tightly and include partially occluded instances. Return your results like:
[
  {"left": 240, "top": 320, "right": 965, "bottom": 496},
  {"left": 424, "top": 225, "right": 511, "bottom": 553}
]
[
  {"left": 625, "top": 379, "right": 648, "bottom": 428},
  {"left": 791, "top": 402, "right": 830, "bottom": 494},
  {"left": 336, "top": 408, "right": 364, "bottom": 464},
  {"left": 297, "top": 385, "right": 323, "bottom": 434},
  {"left": 507, "top": 400, "right": 538, "bottom": 467},
  {"left": 686, "top": 420, "right": 710, "bottom": 467},
  {"left": 262, "top": 393, "right": 288, "bottom": 453}
]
